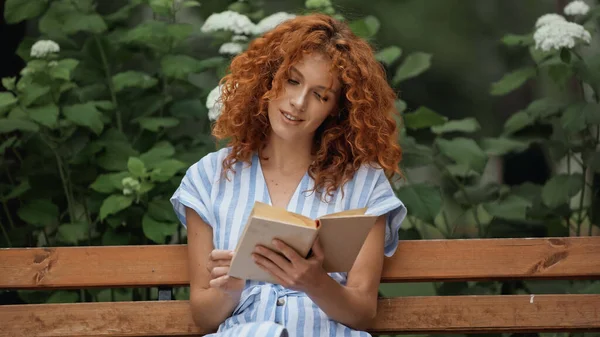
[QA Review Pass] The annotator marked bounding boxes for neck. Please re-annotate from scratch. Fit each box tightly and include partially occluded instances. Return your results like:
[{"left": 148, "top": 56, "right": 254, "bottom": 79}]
[{"left": 260, "top": 132, "right": 313, "bottom": 173}]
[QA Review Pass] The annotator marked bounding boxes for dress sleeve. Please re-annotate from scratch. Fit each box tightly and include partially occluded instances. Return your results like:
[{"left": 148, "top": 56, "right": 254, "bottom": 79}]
[
  {"left": 170, "top": 153, "right": 215, "bottom": 228},
  {"left": 365, "top": 168, "right": 407, "bottom": 257}
]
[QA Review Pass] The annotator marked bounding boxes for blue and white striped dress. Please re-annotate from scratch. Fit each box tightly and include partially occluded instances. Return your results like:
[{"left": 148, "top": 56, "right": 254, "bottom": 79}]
[{"left": 170, "top": 147, "right": 407, "bottom": 337}]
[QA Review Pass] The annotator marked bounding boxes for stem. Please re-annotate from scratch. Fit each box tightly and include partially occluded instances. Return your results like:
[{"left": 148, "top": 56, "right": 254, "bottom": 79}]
[
  {"left": 576, "top": 169, "right": 586, "bottom": 236},
  {"left": 0, "top": 221, "right": 12, "bottom": 247},
  {"left": 95, "top": 36, "right": 122, "bottom": 132},
  {"left": 42, "top": 228, "right": 50, "bottom": 246}
]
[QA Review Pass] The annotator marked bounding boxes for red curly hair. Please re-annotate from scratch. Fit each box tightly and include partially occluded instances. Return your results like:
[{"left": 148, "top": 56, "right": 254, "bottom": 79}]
[{"left": 212, "top": 13, "right": 403, "bottom": 198}]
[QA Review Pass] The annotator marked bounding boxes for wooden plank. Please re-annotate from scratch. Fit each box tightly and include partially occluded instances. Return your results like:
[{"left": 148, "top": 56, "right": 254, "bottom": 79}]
[
  {"left": 1, "top": 237, "right": 599, "bottom": 289},
  {"left": 382, "top": 236, "right": 600, "bottom": 282},
  {"left": 1, "top": 295, "right": 599, "bottom": 336}
]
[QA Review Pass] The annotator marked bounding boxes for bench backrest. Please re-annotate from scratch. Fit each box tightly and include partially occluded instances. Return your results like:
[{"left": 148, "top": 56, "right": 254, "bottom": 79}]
[{"left": 1, "top": 236, "right": 599, "bottom": 336}]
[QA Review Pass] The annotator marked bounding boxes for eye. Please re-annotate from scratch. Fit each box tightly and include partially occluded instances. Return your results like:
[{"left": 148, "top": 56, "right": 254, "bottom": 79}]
[
  {"left": 314, "top": 92, "right": 328, "bottom": 102},
  {"left": 287, "top": 78, "right": 299, "bottom": 85}
]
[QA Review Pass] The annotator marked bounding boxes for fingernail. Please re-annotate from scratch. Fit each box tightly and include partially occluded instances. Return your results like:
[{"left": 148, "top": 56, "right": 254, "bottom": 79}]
[{"left": 272, "top": 239, "right": 279, "bottom": 247}]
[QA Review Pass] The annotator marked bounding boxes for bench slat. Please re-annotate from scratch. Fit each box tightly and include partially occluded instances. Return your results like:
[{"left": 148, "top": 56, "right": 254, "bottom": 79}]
[
  {"left": 1, "top": 295, "right": 599, "bottom": 336},
  {"left": 1, "top": 237, "right": 599, "bottom": 289}
]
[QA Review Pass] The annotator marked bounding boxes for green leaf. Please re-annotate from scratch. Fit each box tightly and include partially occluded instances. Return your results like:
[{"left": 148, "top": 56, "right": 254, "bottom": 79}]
[
  {"left": 100, "top": 195, "right": 134, "bottom": 221},
  {"left": 348, "top": 15, "right": 380, "bottom": 39},
  {"left": 501, "top": 33, "right": 533, "bottom": 47},
  {"left": 95, "top": 134, "right": 139, "bottom": 172},
  {"left": 431, "top": 118, "right": 480, "bottom": 134},
  {"left": 490, "top": 67, "right": 536, "bottom": 96},
  {"left": 20, "top": 84, "right": 50, "bottom": 107},
  {"left": 2, "top": 180, "right": 30, "bottom": 201},
  {"left": 453, "top": 183, "right": 503, "bottom": 205},
  {"left": 142, "top": 214, "right": 178, "bottom": 243},
  {"left": 137, "top": 117, "right": 180, "bottom": 132},
  {"left": 587, "top": 151, "right": 600, "bottom": 173},
  {"left": 480, "top": 137, "right": 530, "bottom": 156},
  {"left": 484, "top": 195, "right": 533, "bottom": 221},
  {"left": 63, "top": 103, "right": 104, "bottom": 135},
  {"left": 149, "top": 0, "right": 173, "bottom": 16},
  {"left": 0, "top": 118, "right": 39, "bottom": 133},
  {"left": 46, "top": 291, "right": 79, "bottom": 304},
  {"left": 375, "top": 46, "right": 402, "bottom": 65},
  {"left": 0, "top": 136, "right": 18, "bottom": 155},
  {"left": 57, "top": 222, "right": 89, "bottom": 244},
  {"left": 4, "top": 0, "right": 47, "bottom": 24},
  {"left": 560, "top": 103, "right": 587, "bottom": 134},
  {"left": 446, "top": 164, "right": 479, "bottom": 178},
  {"left": 395, "top": 99, "right": 407, "bottom": 114},
  {"left": 101, "top": 229, "right": 131, "bottom": 246},
  {"left": 0, "top": 92, "right": 18, "bottom": 113},
  {"left": 64, "top": 14, "right": 107, "bottom": 34},
  {"left": 393, "top": 52, "right": 432, "bottom": 84},
  {"left": 2, "top": 77, "right": 16, "bottom": 91},
  {"left": 104, "top": 0, "right": 143, "bottom": 24},
  {"left": 403, "top": 106, "right": 447, "bottom": 129},
  {"left": 90, "top": 172, "right": 129, "bottom": 194},
  {"left": 26, "top": 104, "right": 59, "bottom": 128},
  {"left": 502, "top": 110, "right": 535, "bottom": 135},
  {"left": 400, "top": 136, "right": 434, "bottom": 168},
  {"left": 525, "top": 98, "right": 562, "bottom": 119},
  {"left": 395, "top": 184, "right": 442, "bottom": 223},
  {"left": 49, "top": 59, "right": 79, "bottom": 81},
  {"left": 161, "top": 55, "right": 210, "bottom": 79},
  {"left": 150, "top": 159, "right": 187, "bottom": 182},
  {"left": 17, "top": 199, "right": 59, "bottom": 227},
  {"left": 112, "top": 71, "right": 158, "bottom": 92},
  {"left": 436, "top": 138, "right": 488, "bottom": 173},
  {"left": 140, "top": 141, "right": 176, "bottom": 168},
  {"left": 148, "top": 199, "right": 178, "bottom": 222},
  {"left": 182, "top": 1, "right": 201, "bottom": 8},
  {"left": 583, "top": 102, "right": 600, "bottom": 125},
  {"left": 127, "top": 157, "right": 146, "bottom": 178},
  {"left": 120, "top": 21, "right": 169, "bottom": 51},
  {"left": 542, "top": 174, "right": 583, "bottom": 208}
]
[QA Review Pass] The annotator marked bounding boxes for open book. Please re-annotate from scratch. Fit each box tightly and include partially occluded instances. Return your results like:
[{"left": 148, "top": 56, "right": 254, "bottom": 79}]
[{"left": 228, "top": 201, "right": 378, "bottom": 284}]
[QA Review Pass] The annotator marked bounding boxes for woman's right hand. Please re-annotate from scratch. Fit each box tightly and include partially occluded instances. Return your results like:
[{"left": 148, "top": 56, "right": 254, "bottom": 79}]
[{"left": 207, "top": 249, "right": 246, "bottom": 299}]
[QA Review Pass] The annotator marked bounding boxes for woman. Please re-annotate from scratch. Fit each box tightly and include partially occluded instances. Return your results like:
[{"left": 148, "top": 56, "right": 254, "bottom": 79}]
[{"left": 170, "top": 13, "right": 407, "bottom": 337}]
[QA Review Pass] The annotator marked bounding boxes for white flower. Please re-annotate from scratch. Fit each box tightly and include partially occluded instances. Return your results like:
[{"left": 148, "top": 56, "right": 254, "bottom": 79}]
[
  {"left": 535, "top": 13, "right": 566, "bottom": 28},
  {"left": 232, "top": 35, "right": 248, "bottom": 42},
  {"left": 201, "top": 10, "right": 256, "bottom": 35},
  {"left": 30, "top": 40, "right": 60, "bottom": 58},
  {"left": 534, "top": 20, "right": 591, "bottom": 51},
  {"left": 564, "top": 1, "right": 590, "bottom": 16},
  {"left": 219, "top": 42, "right": 244, "bottom": 55},
  {"left": 206, "top": 85, "right": 223, "bottom": 121},
  {"left": 254, "top": 12, "right": 296, "bottom": 35},
  {"left": 121, "top": 177, "right": 141, "bottom": 196}
]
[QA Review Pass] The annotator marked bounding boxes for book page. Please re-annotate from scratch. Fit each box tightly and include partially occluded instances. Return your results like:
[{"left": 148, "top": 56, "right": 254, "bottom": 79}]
[
  {"left": 252, "top": 201, "right": 316, "bottom": 228},
  {"left": 317, "top": 214, "right": 378, "bottom": 272},
  {"left": 318, "top": 207, "right": 367, "bottom": 219}
]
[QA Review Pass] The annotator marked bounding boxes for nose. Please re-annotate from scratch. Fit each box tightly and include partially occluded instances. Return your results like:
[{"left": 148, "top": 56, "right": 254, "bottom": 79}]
[{"left": 290, "top": 90, "right": 307, "bottom": 112}]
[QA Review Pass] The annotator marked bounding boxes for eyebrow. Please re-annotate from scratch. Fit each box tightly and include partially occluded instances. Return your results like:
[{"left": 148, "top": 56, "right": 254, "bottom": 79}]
[{"left": 290, "top": 66, "right": 339, "bottom": 94}]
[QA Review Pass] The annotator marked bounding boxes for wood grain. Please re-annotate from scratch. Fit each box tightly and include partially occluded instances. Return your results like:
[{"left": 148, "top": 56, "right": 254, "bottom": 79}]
[
  {"left": 1, "top": 295, "right": 599, "bottom": 336},
  {"left": 1, "top": 237, "right": 599, "bottom": 289}
]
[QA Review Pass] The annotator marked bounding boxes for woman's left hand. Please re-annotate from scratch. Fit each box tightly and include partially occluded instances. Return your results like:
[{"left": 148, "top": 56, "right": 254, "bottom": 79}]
[{"left": 253, "top": 237, "right": 326, "bottom": 292}]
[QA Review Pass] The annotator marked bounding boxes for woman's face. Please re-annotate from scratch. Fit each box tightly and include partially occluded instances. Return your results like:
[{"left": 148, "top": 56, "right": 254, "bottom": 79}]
[{"left": 267, "top": 52, "right": 341, "bottom": 144}]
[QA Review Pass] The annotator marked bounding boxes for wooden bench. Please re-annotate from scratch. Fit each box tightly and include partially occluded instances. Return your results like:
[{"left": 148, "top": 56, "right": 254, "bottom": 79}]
[{"left": 1, "top": 236, "right": 599, "bottom": 336}]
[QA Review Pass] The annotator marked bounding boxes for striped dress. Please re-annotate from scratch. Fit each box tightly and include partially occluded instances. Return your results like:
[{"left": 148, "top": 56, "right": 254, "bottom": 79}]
[{"left": 170, "top": 147, "right": 407, "bottom": 337}]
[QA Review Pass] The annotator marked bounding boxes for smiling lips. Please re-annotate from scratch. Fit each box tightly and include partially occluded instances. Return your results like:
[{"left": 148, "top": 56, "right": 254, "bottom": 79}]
[{"left": 280, "top": 109, "right": 303, "bottom": 122}]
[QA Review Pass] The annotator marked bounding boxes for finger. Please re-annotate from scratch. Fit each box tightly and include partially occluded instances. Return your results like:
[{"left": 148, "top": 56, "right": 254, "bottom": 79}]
[
  {"left": 210, "top": 266, "right": 229, "bottom": 280},
  {"left": 272, "top": 240, "right": 302, "bottom": 265},
  {"left": 207, "top": 258, "right": 232, "bottom": 271},
  {"left": 209, "top": 250, "right": 235, "bottom": 261},
  {"left": 310, "top": 236, "right": 325, "bottom": 259},
  {"left": 209, "top": 274, "right": 230, "bottom": 288},
  {"left": 255, "top": 245, "right": 294, "bottom": 271},
  {"left": 253, "top": 253, "right": 293, "bottom": 285}
]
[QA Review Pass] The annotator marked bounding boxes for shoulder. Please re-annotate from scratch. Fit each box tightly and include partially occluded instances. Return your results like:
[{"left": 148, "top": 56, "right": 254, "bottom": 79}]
[{"left": 350, "top": 162, "right": 386, "bottom": 185}]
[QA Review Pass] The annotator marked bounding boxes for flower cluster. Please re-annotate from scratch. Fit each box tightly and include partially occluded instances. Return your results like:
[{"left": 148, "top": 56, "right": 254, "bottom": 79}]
[
  {"left": 122, "top": 177, "right": 141, "bottom": 196},
  {"left": 533, "top": 2, "right": 593, "bottom": 52},
  {"left": 201, "top": 10, "right": 256, "bottom": 35},
  {"left": 30, "top": 40, "right": 60, "bottom": 58},
  {"left": 254, "top": 12, "right": 296, "bottom": 35},
  {"left": 564, "top": 0, "right": 590, "bottom": 16},
  {"left": 206, "top": 85, "right": 223, "bottom": 121}
]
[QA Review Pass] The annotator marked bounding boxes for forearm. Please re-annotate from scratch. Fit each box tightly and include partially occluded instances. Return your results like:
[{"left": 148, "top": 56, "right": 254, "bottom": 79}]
[
  {"left": 190, "top": 288, "right": 241, "bottom": 331},
  {"left": 305, "top": 273, "right": 377, "bottom": 330}
]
